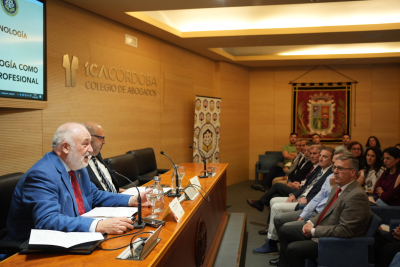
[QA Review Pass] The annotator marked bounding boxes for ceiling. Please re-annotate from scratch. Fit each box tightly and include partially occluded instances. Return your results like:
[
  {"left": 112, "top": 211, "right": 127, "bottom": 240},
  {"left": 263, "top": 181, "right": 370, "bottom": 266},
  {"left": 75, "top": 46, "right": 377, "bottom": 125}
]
[{"left": 62, "top": 0, "right": 400, "bottom": 67}]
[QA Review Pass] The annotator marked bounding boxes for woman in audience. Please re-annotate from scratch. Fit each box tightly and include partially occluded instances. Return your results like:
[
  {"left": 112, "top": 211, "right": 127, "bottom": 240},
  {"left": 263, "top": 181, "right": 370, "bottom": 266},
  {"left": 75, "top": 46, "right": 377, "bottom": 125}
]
[
  {"left": 348, "top": 141, "right": 366, "bottom": 170},
  {"left": 365, "top": 136, "right": 382, "bottom": 149},
  {"left": 370, "top": 147, "right": 400, "bottom": 206},
  {"left": 358, "top": 147, "right": 384, "bottom": 195}
]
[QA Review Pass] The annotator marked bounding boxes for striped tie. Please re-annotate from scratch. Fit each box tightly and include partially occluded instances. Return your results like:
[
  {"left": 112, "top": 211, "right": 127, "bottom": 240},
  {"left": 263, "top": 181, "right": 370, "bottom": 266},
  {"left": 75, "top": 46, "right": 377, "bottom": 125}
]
[{"left": 92, "top": 157, "right": 117, "bottom": 193}]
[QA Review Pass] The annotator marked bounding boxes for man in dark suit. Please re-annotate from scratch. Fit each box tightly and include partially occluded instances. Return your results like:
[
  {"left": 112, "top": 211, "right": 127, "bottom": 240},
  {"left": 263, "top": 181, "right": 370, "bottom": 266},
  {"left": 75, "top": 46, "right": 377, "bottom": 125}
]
[
  {"left": 276, "top": 154, "right": 371, "bottom": 267},
  {"left": 7, "top": 123, "right": 150, "bottom": 241},
  {"left": 252, "top": 146, "right": 334, "bottom": 255},
  {"left": 83, "top": 122, "right": 123, "bottom": 193}
]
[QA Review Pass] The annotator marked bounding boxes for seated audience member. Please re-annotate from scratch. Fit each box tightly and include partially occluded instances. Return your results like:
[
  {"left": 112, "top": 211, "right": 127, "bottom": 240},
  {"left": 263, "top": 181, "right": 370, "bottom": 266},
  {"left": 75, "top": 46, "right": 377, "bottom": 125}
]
[
  {"left": 312, "top": 133, "right": 321, "bottom": 144},
  {"left": 365, "top": 135, "right": 382, "bottom": 150},
  {"left": 252, "top": 133, "right": 298, "bottom": 191},
  {"left": 272, "top": 162, "right": 292, "bottom": 186},
  {"left": 83, "top": 122, "right": 124, "bottom": 193},
  {"left": 370, "top": 147, "right": 400, "bottom": 206},
  {"left": 252, "top": 147, "right": 334, "bottom": 255},
  {"left": 348, "top": 141, "right": 366, "bottom": 170},
  {"left": 375, "top": 224, "right": 400, "bottom": 267},
  {"left": 268, "top": 149, "right": 352, "bottom": 266},
  {"left": 6, "top": 123, "right": 150, "bottom": 242},
  {"left": 247, "top": 143, "right": 315, "bottom": 214},
  {"left": 358, "top": 147, "right": 384, "bottom": 195},
  {"left": 277, "top": 154, "right": 371, "bottom": 267},
  {"left": 335, "top": 133, "right": 351, "bottom": 151}
]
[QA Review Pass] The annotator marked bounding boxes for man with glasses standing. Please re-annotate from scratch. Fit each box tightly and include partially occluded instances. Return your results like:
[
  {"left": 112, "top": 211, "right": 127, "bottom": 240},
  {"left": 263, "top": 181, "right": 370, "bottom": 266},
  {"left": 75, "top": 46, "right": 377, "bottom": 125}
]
[
  {"left": 276, "top": 154, "right": 371, "bottom": 267},
  {"left": 83, "top": 122, "right": 124, "bottom": 193}
]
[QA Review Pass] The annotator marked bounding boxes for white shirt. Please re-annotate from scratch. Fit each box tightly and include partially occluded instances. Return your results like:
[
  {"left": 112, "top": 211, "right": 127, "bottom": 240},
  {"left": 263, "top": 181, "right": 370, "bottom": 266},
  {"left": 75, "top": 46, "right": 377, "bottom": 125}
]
[{"left": 88, "top": 155, "right": 117, "bottom": 192}]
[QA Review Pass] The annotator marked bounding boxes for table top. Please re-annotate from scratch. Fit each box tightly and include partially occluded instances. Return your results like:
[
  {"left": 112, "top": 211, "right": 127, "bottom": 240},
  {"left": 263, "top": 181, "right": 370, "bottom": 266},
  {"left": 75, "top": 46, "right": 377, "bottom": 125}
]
[{"left": 1, "top": 163, "right": 228, "bottom": 267}]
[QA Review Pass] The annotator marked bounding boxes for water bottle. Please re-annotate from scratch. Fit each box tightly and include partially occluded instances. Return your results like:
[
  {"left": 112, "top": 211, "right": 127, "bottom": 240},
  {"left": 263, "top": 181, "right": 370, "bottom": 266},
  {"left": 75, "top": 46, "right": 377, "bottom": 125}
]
[{"left": 153, "top": 176, "right": 164, "bottom": 213}]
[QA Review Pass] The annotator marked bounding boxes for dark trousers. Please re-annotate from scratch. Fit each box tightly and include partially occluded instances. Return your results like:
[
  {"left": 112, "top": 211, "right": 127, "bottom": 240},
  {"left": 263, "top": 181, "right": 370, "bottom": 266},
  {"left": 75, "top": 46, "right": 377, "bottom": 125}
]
[
  {"left": 278, "top": 222, "right": 318, "bottom": 267},
  {"left": 262, "top": 165, "right": 285, "bottom": 187},
  {"left": 375, "top": 229, "right": 400, "bottom": 267}
]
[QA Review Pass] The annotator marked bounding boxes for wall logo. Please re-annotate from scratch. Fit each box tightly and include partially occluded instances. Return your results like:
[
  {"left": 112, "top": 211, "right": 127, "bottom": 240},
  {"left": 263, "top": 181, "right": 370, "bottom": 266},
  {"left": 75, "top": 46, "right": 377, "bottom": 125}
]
[
  {"left": 63, "top": 54, "right": 79, "bottom": 87},
  {"left": 1, "top": 0, "right": 19, "bottom": 16}
]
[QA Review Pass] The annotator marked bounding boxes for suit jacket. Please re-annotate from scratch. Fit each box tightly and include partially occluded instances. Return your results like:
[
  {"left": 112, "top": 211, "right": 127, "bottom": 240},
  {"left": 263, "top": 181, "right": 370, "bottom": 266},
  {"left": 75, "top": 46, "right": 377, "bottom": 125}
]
[
  {"left": 293, "top": 166, "right": 332, "bottom": 202},
  {"left": 310, "top": 179, "right": 371, "bottom": 242},
  {"left": 86, "top": 153, "right": 120, "bottom": 192},
  {"left": 287, "top": 153, "right": 304, "bottom": 175},
  {"left": 7, "top": 151, "right": 131, "bottom": 241},
  {"left": 288, "top": 160, "right": 313, "bottom": 183}
]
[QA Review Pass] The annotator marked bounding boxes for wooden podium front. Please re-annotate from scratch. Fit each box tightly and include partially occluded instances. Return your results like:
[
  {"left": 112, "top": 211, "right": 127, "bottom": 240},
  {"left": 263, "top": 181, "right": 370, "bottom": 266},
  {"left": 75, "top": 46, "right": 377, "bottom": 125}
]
[{"left": 1, "top": 163, "right": 228, "bottom": 267}]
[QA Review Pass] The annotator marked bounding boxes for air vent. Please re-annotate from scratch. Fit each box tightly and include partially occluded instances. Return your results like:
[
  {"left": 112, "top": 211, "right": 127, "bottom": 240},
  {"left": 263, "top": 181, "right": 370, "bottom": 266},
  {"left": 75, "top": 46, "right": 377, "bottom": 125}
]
[{"left": 125, "top": 34, "right": 137, "bottom": 48}]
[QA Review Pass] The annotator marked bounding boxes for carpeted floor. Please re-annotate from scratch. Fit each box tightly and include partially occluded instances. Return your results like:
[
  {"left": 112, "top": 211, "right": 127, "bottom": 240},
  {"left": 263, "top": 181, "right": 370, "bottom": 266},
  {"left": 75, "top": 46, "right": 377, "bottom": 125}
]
[{"left": 227, "top": 180, "right": 279, "bottom": 267}]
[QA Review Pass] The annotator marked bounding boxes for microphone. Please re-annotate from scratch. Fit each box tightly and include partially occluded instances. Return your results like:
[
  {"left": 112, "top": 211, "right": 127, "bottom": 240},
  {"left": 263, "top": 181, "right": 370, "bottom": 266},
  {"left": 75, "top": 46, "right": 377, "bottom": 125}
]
[
  {"left": 160, "top": 151, "right": 182, "bottom": 197},
  {"left": 110, "top": 170, "right": 146, "bottom": 229},
  {"left": 189, "top": 145, "right": 208, "bottom": 178}
]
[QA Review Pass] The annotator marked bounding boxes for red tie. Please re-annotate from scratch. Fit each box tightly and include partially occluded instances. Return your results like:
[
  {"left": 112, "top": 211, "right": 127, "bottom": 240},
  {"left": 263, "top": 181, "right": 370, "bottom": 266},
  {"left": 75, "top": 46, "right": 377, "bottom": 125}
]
[
  {"left": 68, "top": 171, "right": 85, "bottom": 216},
  {"left": 317, "top": 187, "right": 341, "bottom": 226},
  {"left": 301, "top": 166, "right": 314, "bottom": 182}
]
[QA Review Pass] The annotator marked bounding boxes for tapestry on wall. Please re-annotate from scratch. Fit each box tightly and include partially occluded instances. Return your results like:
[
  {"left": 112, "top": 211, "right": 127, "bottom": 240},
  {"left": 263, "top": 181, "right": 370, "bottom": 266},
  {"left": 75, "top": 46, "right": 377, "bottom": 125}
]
[
  {"left": 292, "top": 83, "right": 351, "bottom": 142},
  {"left": 193, "top": 96, "right": 221, "bottom": 163}
]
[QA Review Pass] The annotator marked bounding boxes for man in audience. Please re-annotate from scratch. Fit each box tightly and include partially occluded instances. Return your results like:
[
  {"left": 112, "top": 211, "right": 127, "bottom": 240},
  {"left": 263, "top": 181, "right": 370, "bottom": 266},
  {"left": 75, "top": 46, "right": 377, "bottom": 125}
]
[
  {"left": 312, "top": 134, "right": 321, "bottom": 144},
  {"left": 246, "top": 143, "right": 317, "bottom": 234},
  {"left": 252, "top": 147, "right": 334, "bottom": 255},
  {"left": 335, "top": 134, "right": 351, "bottom": 151},
  {"left": 83, "top": 122, "right": 124, "bottom": 193},
  {"left": 268, "top": 149, "right": 352, "bottom": 266},
  {"left": 6, "top": 123, "right": 150, "bottom": 242},
  {"left": 252, "top": 133, "right": 299, "bottom": 191},
  {"left": 276, "top": 154, "right": 371, "bottom": 267}
]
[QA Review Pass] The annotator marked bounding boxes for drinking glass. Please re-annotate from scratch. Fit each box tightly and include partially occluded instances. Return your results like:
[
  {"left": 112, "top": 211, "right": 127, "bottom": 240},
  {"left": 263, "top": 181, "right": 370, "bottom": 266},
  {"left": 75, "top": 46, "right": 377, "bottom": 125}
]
[
  {"left": 145, "top": 185, "right": 159, "bottom": 218},
  {"left": 178, "top": 165, "right": 186, "bottom": 190}
]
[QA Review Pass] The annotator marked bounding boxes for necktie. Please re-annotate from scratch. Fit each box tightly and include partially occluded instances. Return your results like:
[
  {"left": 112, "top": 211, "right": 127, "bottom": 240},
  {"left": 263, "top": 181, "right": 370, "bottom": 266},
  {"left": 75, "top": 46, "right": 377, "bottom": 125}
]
[
  {"left": 92, "top": 157, "right": 117, "bottom": 193},
  {"left": 68, "top": 171, "right": 86, "bottom": 216},
  {"left": 317, "top": 187, "right": 342, "bottom": 226},
  {"left": 301, "top": 166, "right": 314, "bottom": 182}
]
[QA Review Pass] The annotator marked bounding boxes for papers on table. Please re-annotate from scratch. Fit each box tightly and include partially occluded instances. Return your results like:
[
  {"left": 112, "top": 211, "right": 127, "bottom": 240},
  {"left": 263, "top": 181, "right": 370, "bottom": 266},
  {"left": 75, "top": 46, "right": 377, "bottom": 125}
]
[
  {"left": 121, "top": 187, "right": 172, "bottom": 196},
  {"left": 29, "top": 229, "right": 104, "bottom": 248},
  {"left": 81, "top": 207, "right": 138, "bottom": 218}
]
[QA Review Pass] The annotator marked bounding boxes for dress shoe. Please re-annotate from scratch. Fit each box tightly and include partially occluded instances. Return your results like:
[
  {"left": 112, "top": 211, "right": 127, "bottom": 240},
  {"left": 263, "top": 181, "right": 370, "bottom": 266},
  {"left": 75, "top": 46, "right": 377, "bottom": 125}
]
[
  {"left": 252, "top": 242, "right": 279, "bottom": 255},
  {"left": 251, "top": 184, "right": 266, "bottom": 192},
  {"left": 269, "top": 258, "right": 279, "bottom": 266},
  {"left": 259, "top": 226, "right": 269, "bottom": 235},
  {"left": 246, "top": 199, "right": 264, "bottom": 212}
]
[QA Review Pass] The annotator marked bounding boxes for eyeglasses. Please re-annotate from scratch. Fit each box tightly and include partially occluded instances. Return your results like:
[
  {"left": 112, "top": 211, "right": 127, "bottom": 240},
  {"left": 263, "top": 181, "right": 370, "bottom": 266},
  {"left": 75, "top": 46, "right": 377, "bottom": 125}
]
[
  {"left": 332, "top": 166, "right": 354, "bottom": 172},
  {"left": 91, "top": 135, "right": 105, "bottom": 141},
  {"left": 351, "top": 148, "right": 361, "bottom": 151}
]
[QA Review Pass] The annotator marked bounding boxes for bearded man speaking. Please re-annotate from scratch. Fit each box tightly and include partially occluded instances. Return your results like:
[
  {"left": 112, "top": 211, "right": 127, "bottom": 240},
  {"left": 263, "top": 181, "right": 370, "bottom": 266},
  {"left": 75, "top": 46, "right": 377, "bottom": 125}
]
[{"left": 6, "top": 122, "right": 150, "bottom": 241}]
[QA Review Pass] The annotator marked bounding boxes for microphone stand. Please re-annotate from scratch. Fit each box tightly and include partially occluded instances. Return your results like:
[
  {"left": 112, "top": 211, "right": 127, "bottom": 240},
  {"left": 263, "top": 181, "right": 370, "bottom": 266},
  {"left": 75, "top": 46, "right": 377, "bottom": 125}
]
[
  {"left": 160, "top": 151, "right": 182, "bottom": 198},
  {"left": 111, "top": 171, "right": 146, "bottom": 229},
  {"left": 189, "top": 145, "right": 208, "bottom": 178}
]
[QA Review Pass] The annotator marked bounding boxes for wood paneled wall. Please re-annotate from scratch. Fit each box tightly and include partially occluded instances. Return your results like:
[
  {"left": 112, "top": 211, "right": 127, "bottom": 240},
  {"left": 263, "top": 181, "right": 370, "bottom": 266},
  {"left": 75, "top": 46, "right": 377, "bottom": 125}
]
[
  {"left": 249, "top": 64, "right": 400, "bottom": 180},
  {"left": 0, "top": 0, "right": 249, "bottom": 185}
]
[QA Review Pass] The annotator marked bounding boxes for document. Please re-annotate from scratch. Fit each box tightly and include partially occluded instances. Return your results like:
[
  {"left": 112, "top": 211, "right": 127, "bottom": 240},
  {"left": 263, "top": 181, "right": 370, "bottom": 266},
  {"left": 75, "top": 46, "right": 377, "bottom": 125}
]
[
  {"left": 82, "top": 207, "right": 138, "bottom": 218},
  {"left": 29, "top": 229, "right": 104, "bottom": 248}
]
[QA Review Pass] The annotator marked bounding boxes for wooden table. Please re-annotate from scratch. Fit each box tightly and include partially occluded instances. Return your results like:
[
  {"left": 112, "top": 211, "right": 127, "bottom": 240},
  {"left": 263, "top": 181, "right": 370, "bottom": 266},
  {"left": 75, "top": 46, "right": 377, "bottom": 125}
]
[{"left": 1, "top": 163, "right": 228, "bottom": 267}]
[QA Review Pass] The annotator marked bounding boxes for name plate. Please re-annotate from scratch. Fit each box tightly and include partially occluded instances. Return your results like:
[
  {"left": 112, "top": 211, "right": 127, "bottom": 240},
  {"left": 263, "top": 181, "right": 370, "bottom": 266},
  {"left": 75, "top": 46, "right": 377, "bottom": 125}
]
[
  {"left": 169, "top": 198, "right": 185, "bottom": 222},
  {"left": 184, "top": 176, "right": 201, "bottom": 200}
]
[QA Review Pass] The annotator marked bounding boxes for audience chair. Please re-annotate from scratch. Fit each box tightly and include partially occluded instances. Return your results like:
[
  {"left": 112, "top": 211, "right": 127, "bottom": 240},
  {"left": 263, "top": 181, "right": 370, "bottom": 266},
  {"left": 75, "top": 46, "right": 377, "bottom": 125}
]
[
  {"left": 254, "top": 152, "right": 283, "bottom": 184},
  {"left": 104, "top": 153, "right": 139, "bottom": 188},
  {"left": 127, "top": 148, "right": 169, "bottom": 185},
  {"left": 305, "top": 213, "right": 382, "bottom": 267},
  {"left": 0, "top": 172, "right": 25, "bottom": 256},
  {"left": 371, "top": 206, "right": 400, "bottom": 225}
]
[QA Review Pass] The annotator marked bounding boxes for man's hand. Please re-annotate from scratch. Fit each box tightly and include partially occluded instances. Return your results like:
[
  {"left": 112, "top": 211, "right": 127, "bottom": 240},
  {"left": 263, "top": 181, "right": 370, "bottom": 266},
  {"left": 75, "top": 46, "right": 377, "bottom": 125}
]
[
  {"left": 297, "top": 216, "right": 303, "bottom": 221},
  {"left": 286, "top": 195, "right": 296, "bottom": 203},
  {"left": 393, "top": 226, "right": 400, "bottom": 240},
  {"left": 130, "top": 192, "right": 152, "bottom": 207},
  {"left": 298, "top": 198, "right": 308, "bottom": 205},
  {"left": 281, "top": 176, "right": 288, "bottom": 181},
  {"left": 329, "top": 176, "right": 336, "bottom": 189},
  {"left": 302, "top": 222, "right": 313, "bottom": 238},
  {"left": 119, "top": 188, "right": 127, "bottom": 193},
  {"left": 96, "top": 217, "right": 133, "bottom": 234},
  {"left": 291, "top": 181, "right": 301, "bottom": 190}
]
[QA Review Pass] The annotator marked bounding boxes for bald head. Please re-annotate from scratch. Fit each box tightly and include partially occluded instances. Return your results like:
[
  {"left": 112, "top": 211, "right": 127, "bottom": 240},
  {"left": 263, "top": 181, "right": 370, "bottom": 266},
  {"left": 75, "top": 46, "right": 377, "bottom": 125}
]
[
  {"left": 82, "top": 122, "right": 106, "bottom": 157},
  {"left": 52, "top": 122, "right": 93, "bottom": 170}
]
